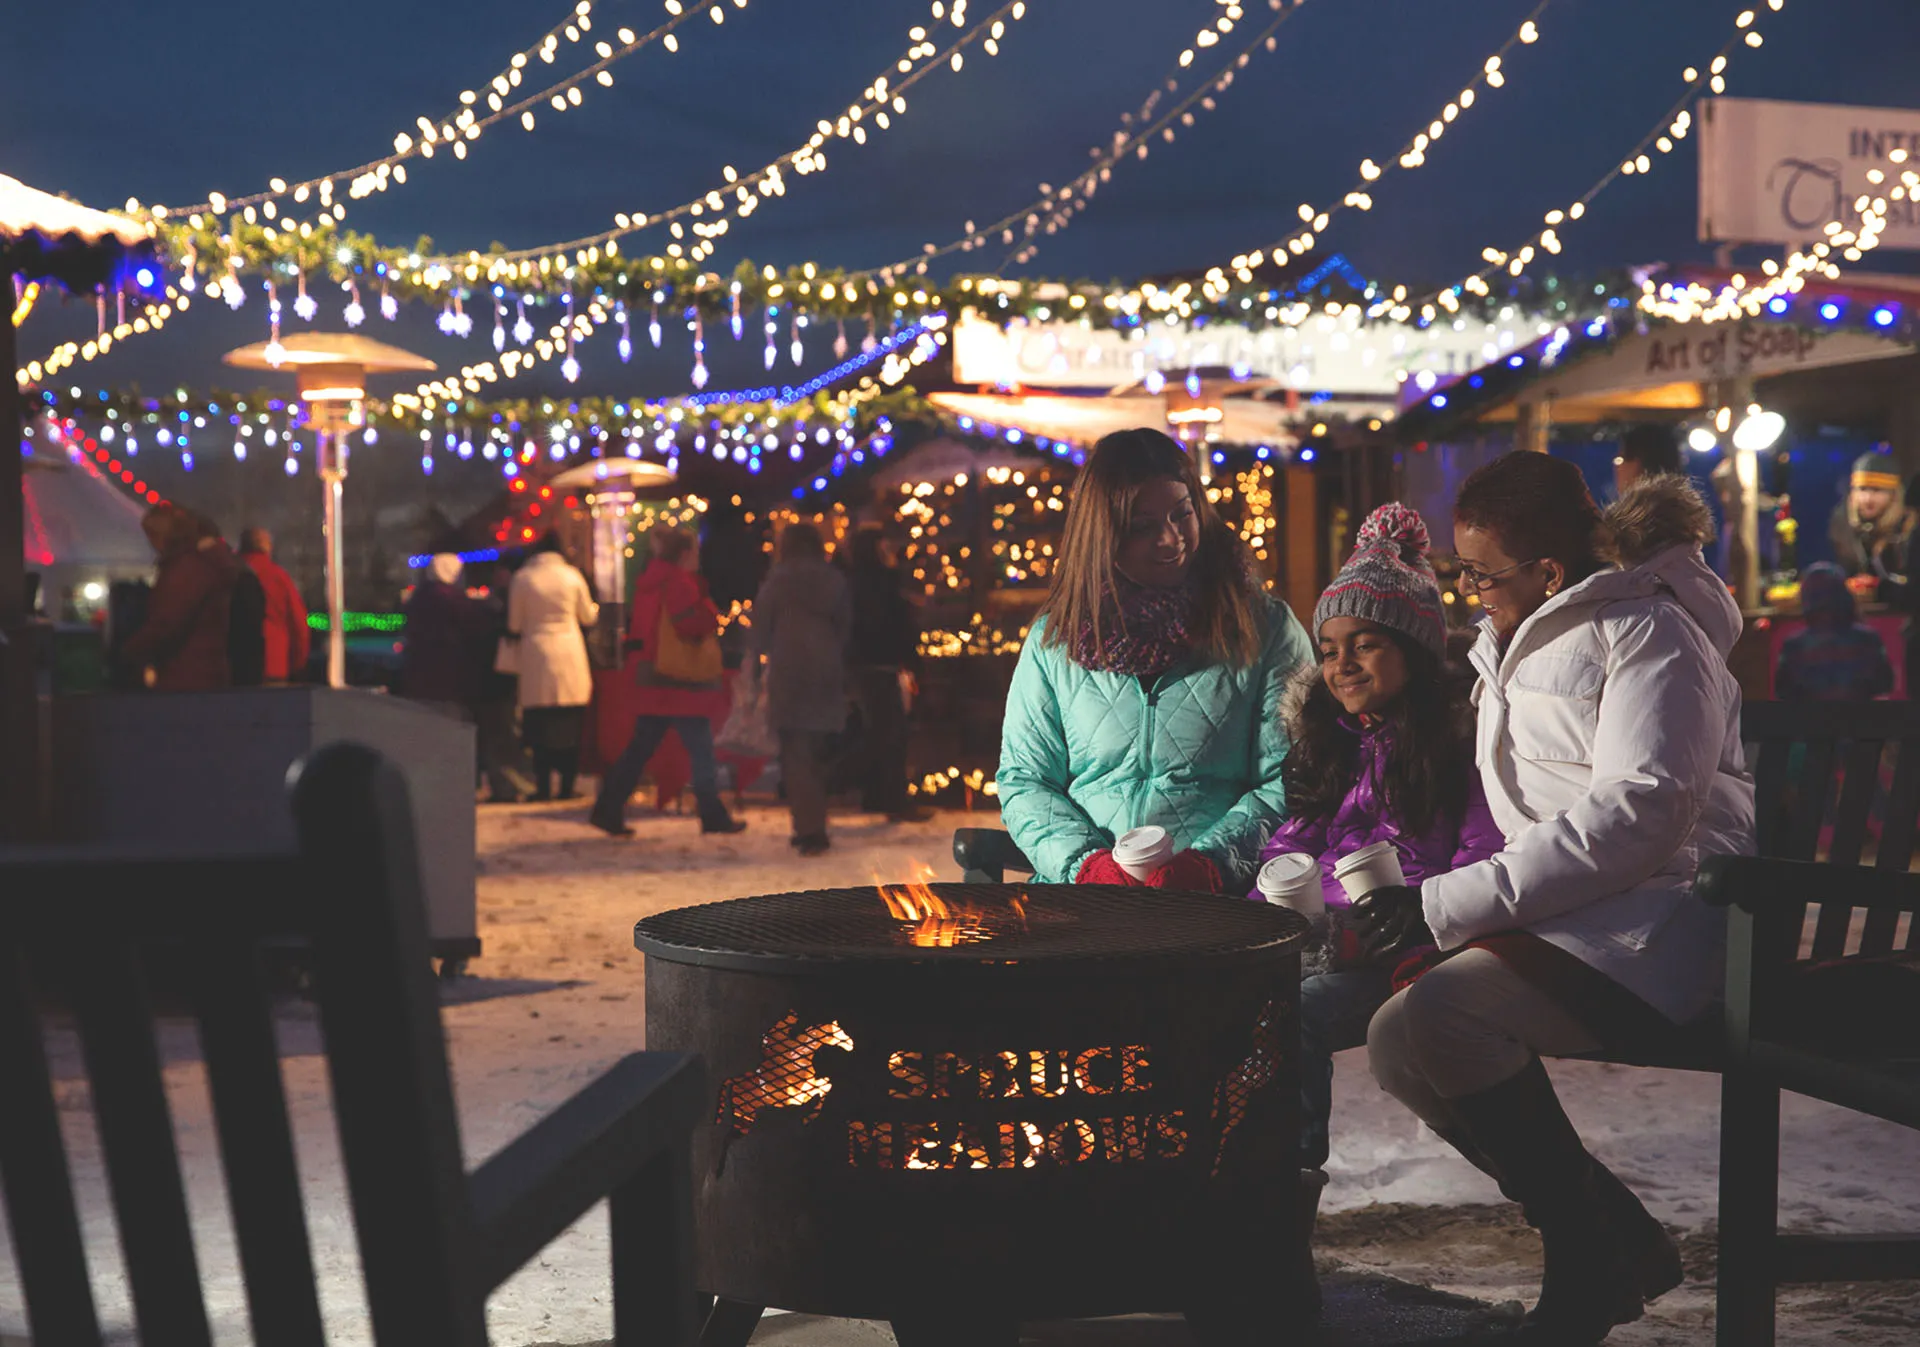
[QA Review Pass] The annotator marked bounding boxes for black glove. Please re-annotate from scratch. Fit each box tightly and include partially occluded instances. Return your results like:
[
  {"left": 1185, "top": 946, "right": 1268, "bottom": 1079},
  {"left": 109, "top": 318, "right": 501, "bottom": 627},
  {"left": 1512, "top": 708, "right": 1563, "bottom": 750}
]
[{"left": 1349, "top": 884, "right": 1432, "bottom": 960}]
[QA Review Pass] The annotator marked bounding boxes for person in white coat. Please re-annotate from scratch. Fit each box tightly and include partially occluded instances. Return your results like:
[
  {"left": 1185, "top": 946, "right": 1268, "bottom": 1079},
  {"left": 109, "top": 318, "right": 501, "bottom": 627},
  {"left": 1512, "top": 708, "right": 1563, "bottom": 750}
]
[
  {"left": 505, "top": 534, "right": 600, "bottom": 800},
  {"left": 1354, "top": 457, "right": 1754, "bottom": 1345}
]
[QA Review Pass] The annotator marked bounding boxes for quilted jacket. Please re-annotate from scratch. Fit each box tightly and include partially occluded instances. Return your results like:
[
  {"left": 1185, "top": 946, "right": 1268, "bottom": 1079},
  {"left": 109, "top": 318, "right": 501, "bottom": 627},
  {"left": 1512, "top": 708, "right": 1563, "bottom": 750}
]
[{"left": 996, "top": 593, "right": 1312, "bottom": 888}]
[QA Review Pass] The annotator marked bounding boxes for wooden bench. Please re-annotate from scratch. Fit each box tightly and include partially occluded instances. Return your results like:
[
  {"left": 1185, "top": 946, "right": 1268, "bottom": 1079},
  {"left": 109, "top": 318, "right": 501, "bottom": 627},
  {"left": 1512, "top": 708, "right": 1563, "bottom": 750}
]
[
  {"left": 955, "top": 699, "right": 1920, "bottom": 1346},
  {"left": 0, "top": 741, "right": 706, "bottom": 1347}
]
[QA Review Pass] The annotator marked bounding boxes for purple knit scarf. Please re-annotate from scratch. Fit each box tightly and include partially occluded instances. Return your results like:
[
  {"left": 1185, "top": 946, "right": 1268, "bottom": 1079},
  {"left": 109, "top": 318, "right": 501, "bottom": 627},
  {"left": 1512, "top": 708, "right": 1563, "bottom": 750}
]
[{"left": 1069, "top": 574, "right": 1200, "bottom": 676}]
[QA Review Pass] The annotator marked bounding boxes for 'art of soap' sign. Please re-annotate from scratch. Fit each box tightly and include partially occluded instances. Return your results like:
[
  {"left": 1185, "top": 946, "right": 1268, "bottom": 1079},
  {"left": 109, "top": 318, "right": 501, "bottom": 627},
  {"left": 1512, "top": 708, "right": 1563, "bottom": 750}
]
[{"left": 1699, "top": 97, "right": 1920, "bottom": 251}]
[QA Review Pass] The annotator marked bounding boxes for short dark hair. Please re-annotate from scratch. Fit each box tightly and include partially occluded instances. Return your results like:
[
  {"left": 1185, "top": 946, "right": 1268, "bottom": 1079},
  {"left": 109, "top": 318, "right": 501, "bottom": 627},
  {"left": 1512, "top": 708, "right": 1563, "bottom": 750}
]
[
  {"left": 848, "top": 522, "right": 889, "bottom": 572},
  {"left": 239, "top": 527, "right": 271, "bottom": 555},
  {"left": 651, "top": 525, "right": 696, "bottom": 566},
  {"left": 1618, "top": 424, "right": 1684, "bottom": 478},
  {"left": 780, "top": 522, "right": 825, "bottom": 561},
  {"left": 1455, "top": 451, "right": 1605, "bottom": 582}
]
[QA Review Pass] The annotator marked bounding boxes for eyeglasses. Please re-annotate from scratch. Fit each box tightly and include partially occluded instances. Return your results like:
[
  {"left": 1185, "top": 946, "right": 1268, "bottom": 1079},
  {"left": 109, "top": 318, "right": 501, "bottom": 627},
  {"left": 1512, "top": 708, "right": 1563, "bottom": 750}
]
[{"left": 1453, "top": 557, "right": 1543, "bottom": 592}]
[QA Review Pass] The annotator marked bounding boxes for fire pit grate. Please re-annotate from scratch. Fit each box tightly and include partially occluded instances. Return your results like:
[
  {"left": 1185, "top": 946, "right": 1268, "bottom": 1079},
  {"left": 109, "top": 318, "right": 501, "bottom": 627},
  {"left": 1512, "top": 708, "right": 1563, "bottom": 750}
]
[{"left": 634, "top": 883, "right": 1297, "bottom": 969}]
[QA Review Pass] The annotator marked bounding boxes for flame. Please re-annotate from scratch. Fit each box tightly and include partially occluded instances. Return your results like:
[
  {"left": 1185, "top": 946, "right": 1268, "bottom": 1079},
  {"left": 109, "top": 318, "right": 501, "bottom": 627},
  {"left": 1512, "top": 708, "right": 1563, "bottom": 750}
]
[{"left": 876, "top": 863, "right": 1027, "bottom": 947}]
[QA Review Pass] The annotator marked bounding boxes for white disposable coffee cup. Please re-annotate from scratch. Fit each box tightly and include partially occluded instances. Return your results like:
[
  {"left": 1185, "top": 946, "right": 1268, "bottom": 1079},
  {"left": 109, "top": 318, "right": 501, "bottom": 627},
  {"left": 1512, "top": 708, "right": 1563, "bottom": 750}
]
[
  {"left": 1331, "top": 840, "right": 1406, "bottom": 901},
  {"left": 1256, "top": 852, "right": 1324, "bottom": 918},
  {"left": 1111, "top": 825, "right": 1174, "bottom": 881}
]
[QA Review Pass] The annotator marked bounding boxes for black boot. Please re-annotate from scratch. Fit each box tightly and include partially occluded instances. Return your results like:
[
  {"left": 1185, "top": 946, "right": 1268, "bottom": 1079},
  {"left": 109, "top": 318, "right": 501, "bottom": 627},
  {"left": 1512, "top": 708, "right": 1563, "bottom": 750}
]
[
  {"left": 697, "top": 792, "right": 746, "bottom": 835},
  {"left": 1437, "top": 1088, "right": 1683, "bottom": 1312},
  {"left": 1445, "top": 1059, "right": 1648, "bottom": 1344},
  {"left": 529, "top": 748, "right": 554, "bottom": 802},
  {"left": 554, "top": 749, "right": 580, "bottom": 801}
]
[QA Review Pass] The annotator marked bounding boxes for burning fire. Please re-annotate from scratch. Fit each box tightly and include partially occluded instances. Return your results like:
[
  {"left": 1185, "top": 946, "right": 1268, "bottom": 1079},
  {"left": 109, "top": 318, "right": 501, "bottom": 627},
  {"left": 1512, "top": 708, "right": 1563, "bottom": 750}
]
[{"left": 877, "top": 862, "right": 1027, "bottom": 947}]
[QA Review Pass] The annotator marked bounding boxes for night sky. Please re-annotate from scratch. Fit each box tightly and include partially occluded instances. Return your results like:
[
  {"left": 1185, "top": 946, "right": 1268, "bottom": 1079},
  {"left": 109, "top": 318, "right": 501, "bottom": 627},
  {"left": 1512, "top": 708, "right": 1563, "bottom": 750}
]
[{"left": 9, "top": 0, "right": 1919, "bottom": 399}]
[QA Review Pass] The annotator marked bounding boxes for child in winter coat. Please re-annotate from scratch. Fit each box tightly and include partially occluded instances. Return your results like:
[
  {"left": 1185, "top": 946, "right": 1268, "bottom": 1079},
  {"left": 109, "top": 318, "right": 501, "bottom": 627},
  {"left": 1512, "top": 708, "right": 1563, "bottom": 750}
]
[
  {"left": 1251, "top": 504, "right": 1502, "bottom": 1173},
  {"left": 1776, "top": 561, "right": 1894, "bottom": 701}
]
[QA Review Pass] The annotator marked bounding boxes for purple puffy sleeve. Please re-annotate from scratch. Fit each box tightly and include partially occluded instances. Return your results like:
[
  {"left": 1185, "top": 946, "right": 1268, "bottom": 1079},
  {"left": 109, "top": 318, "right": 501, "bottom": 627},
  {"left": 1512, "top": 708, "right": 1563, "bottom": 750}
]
[{"left": 1449, "top": 772, "right": 1507, "bottom": 870}]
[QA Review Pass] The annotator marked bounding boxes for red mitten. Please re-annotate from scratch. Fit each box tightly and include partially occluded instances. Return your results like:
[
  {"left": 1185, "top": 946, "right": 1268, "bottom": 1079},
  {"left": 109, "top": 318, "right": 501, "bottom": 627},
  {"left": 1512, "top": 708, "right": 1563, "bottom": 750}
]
[
  {"left": 1075, "top": 850, "right": 1139, "bottom": 885},
  {"left": 1148, "top": 850, "right": 1222, "bottom": 892}
]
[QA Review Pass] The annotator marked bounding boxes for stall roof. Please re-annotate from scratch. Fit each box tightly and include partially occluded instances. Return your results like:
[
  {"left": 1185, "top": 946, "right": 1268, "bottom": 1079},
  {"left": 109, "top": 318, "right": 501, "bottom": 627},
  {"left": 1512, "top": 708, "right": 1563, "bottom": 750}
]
[
  {"left": 1395, "top": 275, "right": 1920, "bottom": 438},
  {"left": 0, "top": 174, "right": 154, "bottom": 290},
  {"left": 21, "top": 439, "right": 151, "bottom": 572}
]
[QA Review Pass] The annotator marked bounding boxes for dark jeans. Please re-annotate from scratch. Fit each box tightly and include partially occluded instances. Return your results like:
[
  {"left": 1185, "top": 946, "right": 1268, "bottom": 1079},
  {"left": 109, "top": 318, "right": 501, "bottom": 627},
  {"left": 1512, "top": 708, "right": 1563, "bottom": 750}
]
[
  {"left": 850, "top": 664, "right": 910, "bottom": 813},
  {"left": 780, "top": 728, "right": 832, "bottom": 839},
  {"left": 594, "top": 714, "right": 720, "bottom": 825},
  {"left": 476, "top": 699, "right": 532, "bottom": 799},
  {"left": 1300, "top": 963, "right": 1398, "bottom": 1169}
]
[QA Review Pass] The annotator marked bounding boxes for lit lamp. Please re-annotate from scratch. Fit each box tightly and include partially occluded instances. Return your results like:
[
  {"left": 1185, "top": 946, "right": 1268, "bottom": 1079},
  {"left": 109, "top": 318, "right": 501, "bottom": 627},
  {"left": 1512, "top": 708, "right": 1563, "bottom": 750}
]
[
  {"left": 547, "top": 457, "right": 679, "bottom": 661},
  {"left": 223, "top": 333, "right": 435, "bottom": 688}
]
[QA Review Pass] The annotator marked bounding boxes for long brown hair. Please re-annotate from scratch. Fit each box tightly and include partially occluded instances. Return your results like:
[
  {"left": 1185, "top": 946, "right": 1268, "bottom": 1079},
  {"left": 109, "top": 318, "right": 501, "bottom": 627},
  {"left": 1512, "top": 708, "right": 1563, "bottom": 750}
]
[{"left": 1037, "top": 428, "right": 1262, "bottom": 667}]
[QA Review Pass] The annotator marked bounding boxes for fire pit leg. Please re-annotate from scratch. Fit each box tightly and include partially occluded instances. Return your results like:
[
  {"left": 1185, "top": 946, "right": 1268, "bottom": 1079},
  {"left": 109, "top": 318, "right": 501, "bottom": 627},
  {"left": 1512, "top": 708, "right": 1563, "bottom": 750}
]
[
  {"left": 699, "top": 1298, "right": 764, "bottom": 1347},
  {"left": 889, "top": 1314, "right": 1018, "bottom": 1347}
]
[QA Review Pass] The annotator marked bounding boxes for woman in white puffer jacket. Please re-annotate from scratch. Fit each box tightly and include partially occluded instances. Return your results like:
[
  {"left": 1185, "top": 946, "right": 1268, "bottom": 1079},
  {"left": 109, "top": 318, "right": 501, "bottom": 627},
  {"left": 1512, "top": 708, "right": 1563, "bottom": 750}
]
[{"left": 1352, "top": 455, "right": 1755, "bottom": 1345}]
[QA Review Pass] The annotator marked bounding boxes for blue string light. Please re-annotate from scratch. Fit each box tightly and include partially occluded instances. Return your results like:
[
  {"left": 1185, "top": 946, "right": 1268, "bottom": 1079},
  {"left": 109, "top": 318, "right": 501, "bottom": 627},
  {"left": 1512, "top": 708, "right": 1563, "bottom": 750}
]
[
  {"left": 682, "top": 314, "right": 946, "bottom": 409},
  {"left": 406, "top": 547, "right": 503, "bottom": 569}
]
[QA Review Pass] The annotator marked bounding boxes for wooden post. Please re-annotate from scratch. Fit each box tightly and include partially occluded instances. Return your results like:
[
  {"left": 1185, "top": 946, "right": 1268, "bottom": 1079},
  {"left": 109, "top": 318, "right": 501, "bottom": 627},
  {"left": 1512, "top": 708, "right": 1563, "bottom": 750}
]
[
  {"left": 1282, "top": 465, "right": 1318, "bottom": 626},
  {"left": 0, "top": 304, "right": 45, "bottom": 841},
  {"left": 1515, "top": 399, "right": 1551, "bottom": 454},
  {"left": 0, "top": 307, "right": 23, "bottom": 622}
]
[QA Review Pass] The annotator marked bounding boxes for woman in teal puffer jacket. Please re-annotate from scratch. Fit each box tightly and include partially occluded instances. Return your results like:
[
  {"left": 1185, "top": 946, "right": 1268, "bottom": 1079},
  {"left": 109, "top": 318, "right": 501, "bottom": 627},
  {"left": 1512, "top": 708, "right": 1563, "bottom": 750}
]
[{"left": 997, "top": 428, "right": 1313, "bottom": 891}]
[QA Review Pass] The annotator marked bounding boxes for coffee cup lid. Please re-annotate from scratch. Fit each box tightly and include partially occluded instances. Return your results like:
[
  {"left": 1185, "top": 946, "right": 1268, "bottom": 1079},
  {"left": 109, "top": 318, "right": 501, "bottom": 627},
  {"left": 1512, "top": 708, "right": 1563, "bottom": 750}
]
[
  {"left": 1259, "top": 853, "right": 1318, "bottom": 885},
  {"left": 1112, "top": 825, "right": 1171, "bottom": 864},
  {"left": 1332, "top": 841, "right": 1397, "bottom": 876}
]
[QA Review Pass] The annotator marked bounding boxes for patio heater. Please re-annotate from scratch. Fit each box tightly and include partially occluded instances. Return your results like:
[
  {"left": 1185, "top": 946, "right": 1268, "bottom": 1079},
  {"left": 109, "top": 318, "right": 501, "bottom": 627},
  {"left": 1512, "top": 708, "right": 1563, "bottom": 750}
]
[
  {"left": 223, "top": 334, "right": 435, "bottom": 688},
  {"left": 545, "top": 456, "right": 677, "bottom": 665}
]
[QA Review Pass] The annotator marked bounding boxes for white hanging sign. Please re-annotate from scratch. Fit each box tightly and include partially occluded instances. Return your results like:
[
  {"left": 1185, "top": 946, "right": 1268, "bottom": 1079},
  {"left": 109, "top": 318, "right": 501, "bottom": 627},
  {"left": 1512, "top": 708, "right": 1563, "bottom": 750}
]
[{"left": 1698, "top": 97, "right": 1920, "bottom": 251}]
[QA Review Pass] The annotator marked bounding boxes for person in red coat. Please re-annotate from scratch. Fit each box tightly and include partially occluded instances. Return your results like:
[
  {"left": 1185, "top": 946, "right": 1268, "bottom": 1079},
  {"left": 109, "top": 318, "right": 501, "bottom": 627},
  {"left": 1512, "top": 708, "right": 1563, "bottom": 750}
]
[
  {"left": 589, "top": 526, "right": 745, "bottom": 836},
  {"left": 122, "top": 505, "right": 241, "bottom": 691},
  {"left": 239, "top": 528, "right": 311, "bottom": 682}
]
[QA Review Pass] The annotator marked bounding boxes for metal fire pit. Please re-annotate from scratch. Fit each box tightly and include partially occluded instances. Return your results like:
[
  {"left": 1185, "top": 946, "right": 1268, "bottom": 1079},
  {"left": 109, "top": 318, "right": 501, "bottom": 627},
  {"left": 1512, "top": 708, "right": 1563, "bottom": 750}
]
[{"left": 634, "top": 883, "right": 1309, "bottom": 1346}]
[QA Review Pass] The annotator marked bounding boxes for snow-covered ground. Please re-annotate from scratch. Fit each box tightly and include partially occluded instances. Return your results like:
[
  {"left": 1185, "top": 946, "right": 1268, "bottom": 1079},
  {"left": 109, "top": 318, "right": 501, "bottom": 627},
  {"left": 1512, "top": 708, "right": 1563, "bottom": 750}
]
[{"left": 2, "top": 798, "right": 1916, "bottom": 1345}]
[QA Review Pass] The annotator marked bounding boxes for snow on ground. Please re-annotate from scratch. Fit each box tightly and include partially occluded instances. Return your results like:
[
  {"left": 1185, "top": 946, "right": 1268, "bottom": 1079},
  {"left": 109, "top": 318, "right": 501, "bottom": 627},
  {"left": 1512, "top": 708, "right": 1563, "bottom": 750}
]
[{"left": 2, "top": 798, "right": 1916, "bottom": 1345}]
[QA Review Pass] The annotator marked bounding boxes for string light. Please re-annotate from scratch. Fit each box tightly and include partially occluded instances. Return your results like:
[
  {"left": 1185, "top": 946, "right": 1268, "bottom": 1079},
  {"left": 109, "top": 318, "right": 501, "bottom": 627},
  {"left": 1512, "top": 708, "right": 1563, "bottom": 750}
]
[
  {"left": 156, "top": 0, "right": 726, "bottom": 220},
  {"left": 15, "top": 286, "right": 187, "bottom": 387},
  {"left": 444, "top": 0, "right": 1034, "bottom": 278},
  {"left": 1379, "top": 1, "right": 1788, "bottom": 325},
  {"left": 1638, "top": 155, "right": 1913, "bottom": 324},
  {"left": 864, "top": 0, "right": 1303, "bottom": 279},
  {"left": 1205, "top": 0, "right": 1555, "bottom": 294}
]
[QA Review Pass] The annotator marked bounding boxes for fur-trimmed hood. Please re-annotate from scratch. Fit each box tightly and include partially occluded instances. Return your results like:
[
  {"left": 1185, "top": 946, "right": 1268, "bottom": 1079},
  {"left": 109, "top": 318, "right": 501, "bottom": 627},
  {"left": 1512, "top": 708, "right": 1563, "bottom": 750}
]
[
  {"left": 1493, "top": 471, "right": 1741, "bottom": 661},
  {"left": 1278, "top": 662, "right": 1320, "bottom": 739},
  {"left": 1598, "top": 473, "right": 1716, "bottom": 568}
]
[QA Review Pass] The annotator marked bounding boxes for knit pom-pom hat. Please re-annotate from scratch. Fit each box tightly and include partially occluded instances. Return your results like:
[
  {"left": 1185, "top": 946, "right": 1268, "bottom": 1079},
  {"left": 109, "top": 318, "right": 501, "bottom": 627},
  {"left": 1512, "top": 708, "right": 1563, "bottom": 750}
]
[{"left": 1312, "top": 502, "right": 1448, "bottom": 659}]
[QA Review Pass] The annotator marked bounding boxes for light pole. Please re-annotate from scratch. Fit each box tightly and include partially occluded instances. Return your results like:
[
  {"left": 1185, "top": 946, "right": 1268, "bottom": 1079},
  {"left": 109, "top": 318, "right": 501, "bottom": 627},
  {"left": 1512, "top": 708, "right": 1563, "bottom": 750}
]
[{"left": 223, "top": 334, "right": 435, "bottom": 688}]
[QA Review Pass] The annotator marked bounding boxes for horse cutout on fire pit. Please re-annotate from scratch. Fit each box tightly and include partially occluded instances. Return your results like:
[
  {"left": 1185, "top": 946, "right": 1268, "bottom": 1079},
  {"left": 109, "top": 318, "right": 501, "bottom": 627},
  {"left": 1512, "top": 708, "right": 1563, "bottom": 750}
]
[
  {"left": 635, "top": 876, "right": 1312, "bottom": 1347},
  {"left": 714, "top": 1013, "right": 853, "bottom": 1174}
]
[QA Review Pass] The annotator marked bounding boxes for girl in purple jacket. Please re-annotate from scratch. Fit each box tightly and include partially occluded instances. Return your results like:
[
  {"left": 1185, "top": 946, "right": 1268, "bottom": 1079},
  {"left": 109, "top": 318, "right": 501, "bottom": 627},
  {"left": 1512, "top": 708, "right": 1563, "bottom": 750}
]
[{"left": 1253, "top": 504, "right": 1502, "bottom": 1172}]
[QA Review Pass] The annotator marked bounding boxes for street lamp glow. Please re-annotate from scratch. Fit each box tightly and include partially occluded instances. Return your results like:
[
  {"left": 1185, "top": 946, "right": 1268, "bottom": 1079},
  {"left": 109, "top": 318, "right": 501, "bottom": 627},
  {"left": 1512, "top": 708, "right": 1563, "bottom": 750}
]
[
  {"left": 1688, "top": 427, "right": 1719, "bottom": 453},
  {"left": 1731, "top": 409, "right": 1785, "bottom": 453}
]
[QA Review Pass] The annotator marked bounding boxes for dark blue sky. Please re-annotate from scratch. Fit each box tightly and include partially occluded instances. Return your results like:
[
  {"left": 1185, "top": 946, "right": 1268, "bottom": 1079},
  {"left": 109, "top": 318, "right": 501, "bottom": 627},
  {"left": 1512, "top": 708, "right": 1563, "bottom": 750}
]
[{"left": 10, "top": 0, "right": 1919, "bottom": 398}]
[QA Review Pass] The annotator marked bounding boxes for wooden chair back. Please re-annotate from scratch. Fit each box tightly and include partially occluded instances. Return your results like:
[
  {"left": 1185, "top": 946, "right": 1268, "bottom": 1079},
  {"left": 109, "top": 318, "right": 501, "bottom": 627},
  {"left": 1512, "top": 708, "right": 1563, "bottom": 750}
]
[
  {"left": 0, "top": 743, "right": 479, "bottom": 1347},
  {"left": 1742, "top": 699, "right": 1920, "bottom": 964}
]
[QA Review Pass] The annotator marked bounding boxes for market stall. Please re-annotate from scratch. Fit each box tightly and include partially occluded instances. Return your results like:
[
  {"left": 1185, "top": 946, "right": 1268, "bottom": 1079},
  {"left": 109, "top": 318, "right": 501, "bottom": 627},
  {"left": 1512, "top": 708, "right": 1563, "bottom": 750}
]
[
  {"left": 1393, "top": 277, "right": 1920, "bottom": 698},
  {"left": 1, "top": 174, "right": 154, "bottom": 839}
]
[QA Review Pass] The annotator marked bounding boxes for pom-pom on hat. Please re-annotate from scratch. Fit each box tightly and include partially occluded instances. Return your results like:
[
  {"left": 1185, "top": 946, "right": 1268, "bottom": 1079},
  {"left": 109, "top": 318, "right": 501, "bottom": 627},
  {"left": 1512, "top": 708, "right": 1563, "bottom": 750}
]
[{"left": 1312, "top": 502, "right": 1448, "bottom": 659}]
